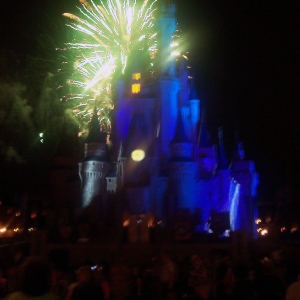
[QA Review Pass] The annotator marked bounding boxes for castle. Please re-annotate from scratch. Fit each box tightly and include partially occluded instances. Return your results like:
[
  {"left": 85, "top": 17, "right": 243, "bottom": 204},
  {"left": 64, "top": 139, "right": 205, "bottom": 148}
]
[{"left": 76, "top": 2, "right": 259, "bottom": 241}]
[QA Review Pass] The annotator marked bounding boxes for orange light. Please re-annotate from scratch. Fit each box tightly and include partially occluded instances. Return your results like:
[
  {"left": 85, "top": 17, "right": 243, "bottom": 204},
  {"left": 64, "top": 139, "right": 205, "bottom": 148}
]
[
  {"left": 261, "top": 229, "right": 268, "bottom": 236},
  {"left": 123, "top": 219, "right": 130, "bottom": 227}
]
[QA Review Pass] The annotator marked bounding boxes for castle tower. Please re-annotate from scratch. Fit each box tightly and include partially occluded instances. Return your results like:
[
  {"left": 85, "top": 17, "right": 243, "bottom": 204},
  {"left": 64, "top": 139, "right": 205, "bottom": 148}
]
[
  {"left": 94, "top": 0, "right": 261, "bottom": 238},
  {"left": 158, "top": 77, "right": 180, "bottom": 158},
  {"left": 158, "top": 3, "right": 180, "bottom": 157},
  {"left": 216, "top": 127, "right": 231, "bottom": 211},
  {"left": 231, "top": 139, "right": 259, "bottom": 237},
  {"left": 78, "top": 111, "right": 110, "bottom": 209},
  {"left": 197, "top": 111, "right": 217, "bottom": 178},
  {"left": 178, "top": 55, "right": 190, "bottom": 107},
  {"left": 167, "top": 109, "right": 198, "bottom": 215},
  {"left": 189, "top": 85, "right": 201, "bottom": 143},
  {"left": 159, "top": 1, "right": 177, "bottom": 76}
]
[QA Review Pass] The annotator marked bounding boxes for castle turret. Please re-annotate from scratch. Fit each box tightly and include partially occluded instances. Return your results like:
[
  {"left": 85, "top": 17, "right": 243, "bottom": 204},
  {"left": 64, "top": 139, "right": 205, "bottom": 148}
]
[
  {"left": 189, "top": 85, "right": 201, "bottom": 143},
  {"left": 78, "top": 111, "right": 110, "bottom": 209},
  {"left": 231, "top": 131, "right": 245, "bottom": 163},
  {"left": 178, "top": 55, "right": 190, "bottom": 107},
  {"left": 231, "top": 139, "right": 259, "bottom": 237},
  {"left": 159, "top": 1, "right": 177, "bottom": 76},
  {"left": 157, "top": 2, "right": 180, "bottom": 158},
  {"left": 216, "top": 127, "right": 231, "bottom": 211},
  {"left": 217, "top": 127, "right": 229, "bottom": 170},
  {"left": 197, "top": 111, "right": 217, "bottom": 178},
  {"left": 158, "top": 77, "right": 180, "bottom": 158}
]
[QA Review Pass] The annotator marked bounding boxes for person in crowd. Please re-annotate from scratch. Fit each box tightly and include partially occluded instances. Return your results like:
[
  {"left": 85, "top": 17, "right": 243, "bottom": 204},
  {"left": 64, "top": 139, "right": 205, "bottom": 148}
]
[
  {"left": 285, "top": 273, "right": 300, "bottom": 300},
  {"left": 56, "top": 269, "right": 76, "bottom": 300},
  {"left": 68, "top": 265, "right": 104, "bottom": 300},
  {"left": 212, "top": 255, "right": 235, "bottom": 300},
  {"left": 6, "top": 257, "right": 58, "bottom": 300},
  {"left": 154, "top": 252, "right": 177, "bottom": 300},
  {"left": 255, "top": 256, "right": 284, "bottom": 300},
  {"left": 231, "top": 264, "right": 255, "bottom": 300},
  {"left": 0, "top": 268, "right": 8, "bottom": 298},
  {"left": 92, "top": 265, "right": 111, "bottom": 300},
  {"left": 48, "top": 249, "right": 70, "bottom": 299},
  {"left": 174, "top": 252, "right": 190, "bottom": 299},
  {"left": 128, "top": 265, "right": 143, "bottom": 299},
  {"left": 187, "top": 255, "right": 212, "bottom": 300},
  {"left": 109, "top": 262, "right": 131, "bottom": 300}
]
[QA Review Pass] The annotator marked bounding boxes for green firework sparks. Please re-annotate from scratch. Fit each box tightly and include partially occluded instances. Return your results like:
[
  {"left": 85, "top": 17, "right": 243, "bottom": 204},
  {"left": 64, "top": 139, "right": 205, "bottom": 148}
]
[{"left": 62, "top": 0, "right": 158, "bottom": 134}]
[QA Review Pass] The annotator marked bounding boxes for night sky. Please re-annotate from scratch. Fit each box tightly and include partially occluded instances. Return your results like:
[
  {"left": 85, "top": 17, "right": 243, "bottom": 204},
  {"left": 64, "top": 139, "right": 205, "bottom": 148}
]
[{"left": 0, "top": 0, "right": 299, "bottom": 202}]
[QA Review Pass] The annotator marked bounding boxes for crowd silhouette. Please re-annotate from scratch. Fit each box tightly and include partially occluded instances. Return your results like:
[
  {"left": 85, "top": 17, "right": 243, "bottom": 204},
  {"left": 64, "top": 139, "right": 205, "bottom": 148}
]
[{"left": 0, "top": 247, "right": 299, "bottom": 300}]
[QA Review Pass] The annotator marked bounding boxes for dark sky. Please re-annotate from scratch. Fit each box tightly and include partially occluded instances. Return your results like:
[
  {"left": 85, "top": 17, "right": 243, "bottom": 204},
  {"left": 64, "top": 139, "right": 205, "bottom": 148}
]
[
  {"left": 175, "top": 0, "right": 300, "bottom": 201},
  {"left": 1, "top": 0, "right": 300, "bottom": 201}
]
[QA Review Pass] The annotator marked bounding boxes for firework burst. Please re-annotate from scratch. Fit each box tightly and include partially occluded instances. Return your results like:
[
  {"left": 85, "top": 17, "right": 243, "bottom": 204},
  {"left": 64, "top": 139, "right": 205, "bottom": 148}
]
[{"left": 62, "top": 0, "right": 158, "bottom": 132}]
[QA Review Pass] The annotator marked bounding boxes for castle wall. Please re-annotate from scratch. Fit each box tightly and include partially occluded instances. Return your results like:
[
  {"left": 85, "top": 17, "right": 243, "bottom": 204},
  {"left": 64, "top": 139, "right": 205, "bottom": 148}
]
[
  {"left": 76, "top": 2, "right": 259, "bottom": 240},
  {"left": 158, "top": 78, "right": 180, "bottom": 157},
  {"left": 115, "top": 97, "right": 155, "bottom": 144},
  {"left": 168, "top": 161, "right": 198, "bottom": 212}
]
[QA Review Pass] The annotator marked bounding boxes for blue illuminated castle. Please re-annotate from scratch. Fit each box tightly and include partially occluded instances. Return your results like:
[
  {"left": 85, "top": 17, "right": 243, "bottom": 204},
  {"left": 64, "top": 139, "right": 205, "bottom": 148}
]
[{"left": 78, "top": 2, "right": 259, "bottom": 240}]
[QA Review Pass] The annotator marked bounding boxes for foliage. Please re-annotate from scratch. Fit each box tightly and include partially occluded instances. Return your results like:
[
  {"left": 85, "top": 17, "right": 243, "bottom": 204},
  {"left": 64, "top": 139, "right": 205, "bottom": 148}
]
[{"left": 0, "top": 49, "right": 77, "bottom": 195}]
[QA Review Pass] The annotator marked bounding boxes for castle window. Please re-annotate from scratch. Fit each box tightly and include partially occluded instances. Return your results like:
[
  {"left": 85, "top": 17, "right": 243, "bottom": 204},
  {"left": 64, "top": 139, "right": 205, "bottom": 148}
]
[
  {"left": 132, "top": 73, "right": 141, "bottom": 80},
  {"left": 132, "top": 83, "right": 141, "bottom": 94}
]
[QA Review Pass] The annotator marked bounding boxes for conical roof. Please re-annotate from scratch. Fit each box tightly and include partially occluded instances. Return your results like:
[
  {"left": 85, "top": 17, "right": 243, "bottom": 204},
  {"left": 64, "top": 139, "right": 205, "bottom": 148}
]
[
  {"left": 231, "top": 130, "right": 245, "bottom": 163},
  {"left": 198, "top": 111, "right": 211, "bottom": 147},
  {"left": 217, "top": 127, "right": 229, "bottom": 170},
  {"left": 170, "top": 110, "right": 189, "bottom": 144},
  {"left": 86, "top": 110, "right": 106, "bottom": 144}
]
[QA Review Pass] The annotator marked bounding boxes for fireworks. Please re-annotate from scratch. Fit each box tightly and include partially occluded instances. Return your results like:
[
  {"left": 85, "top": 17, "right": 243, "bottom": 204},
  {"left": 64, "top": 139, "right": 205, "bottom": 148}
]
[{"left": 62, "top": 0, "right": 158, "bottom": 132}]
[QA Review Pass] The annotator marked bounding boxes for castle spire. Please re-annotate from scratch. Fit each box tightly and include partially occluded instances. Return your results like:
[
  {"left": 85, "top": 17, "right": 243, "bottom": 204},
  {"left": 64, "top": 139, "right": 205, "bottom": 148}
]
[
  {"left": 232, "top": 130, "right": 245, "bottom": 162},
  {"left": 86, "top": 108, "right": 106, "bottom": 144},
  {"left": 198, "top": 110, "right": 211, "bottom": 147},
  {"left": 217, "top": 127, "right": 229, "bottom": 170},
  {"left": 189, "top": 77, "right": 199, "bottom": 101},
  {"left": 159, "top": 0, "right": 177, "bottom": 76},
  {"left": 170, "top": 109, "right": 189, "bottom": 144},
  {"left": 178, "top": 55, "right": 190, "bottom": 106}
]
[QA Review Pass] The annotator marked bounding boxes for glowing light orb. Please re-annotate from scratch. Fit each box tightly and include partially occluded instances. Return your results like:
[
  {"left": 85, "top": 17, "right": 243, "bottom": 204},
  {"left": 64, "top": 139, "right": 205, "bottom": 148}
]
[
  {"left": 261, "top": 229, "right": 268, "bottom": 236},
  {"left": 0, "top": 227, "right": 7, "bottom": 233},
  {"left": 131, "top": 149, "right": 145, "bottom": 161},
  {"left": 257, "top": 228, "right": 268, "bottom": 236}
]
